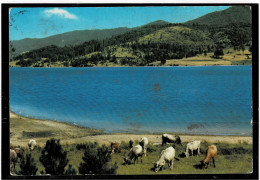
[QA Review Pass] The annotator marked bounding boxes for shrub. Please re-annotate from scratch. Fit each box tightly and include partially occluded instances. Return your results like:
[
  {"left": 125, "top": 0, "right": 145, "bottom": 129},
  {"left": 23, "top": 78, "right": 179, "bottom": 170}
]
[
  {"left": 39, "top": 138, "right": 69, "bottom": 175},
  {"left": 78, "top": 142, "right": 118, "bottom": 174},
  {"left": 64, "top": 164, "right": 77, "bottom": 175},
  {"left": 219, "top": 149, "right": 232, "bottom": 155},
  {"left": 76, "top": 143, "right": 87, "bottom": 150},
  {"left": 22, "top": 131, "right": 54, "bottom": 138},
  {"left": 19, "top": 153, "right": 38, "bottom": 175}
]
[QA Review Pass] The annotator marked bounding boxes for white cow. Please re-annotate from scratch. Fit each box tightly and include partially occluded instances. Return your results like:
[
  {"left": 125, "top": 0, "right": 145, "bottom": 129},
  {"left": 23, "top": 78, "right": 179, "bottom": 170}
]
[
  {"left": 139, "top": 137, "right": 148, "bottom": 156},
  {"left": 28, "top": 139, "right": 37, "bottom": 151},
  {"left": 154, "top": 146, "right": 176, "bottom": 172},
  {"left": 162, "top": 134, "right": 181, "bottom": 146},
  {"left": 123, "top": 144, "right": 144, "bottom": 165},
  {"left": 185, "top": 140, "right": 201, "bottom": 158}
]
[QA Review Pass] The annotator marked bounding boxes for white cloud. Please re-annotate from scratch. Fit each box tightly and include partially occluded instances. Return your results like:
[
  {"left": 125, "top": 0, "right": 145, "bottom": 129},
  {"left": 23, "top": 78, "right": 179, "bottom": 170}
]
[{"left": 44, "top": 8, "right": 77, "bottom": 19}]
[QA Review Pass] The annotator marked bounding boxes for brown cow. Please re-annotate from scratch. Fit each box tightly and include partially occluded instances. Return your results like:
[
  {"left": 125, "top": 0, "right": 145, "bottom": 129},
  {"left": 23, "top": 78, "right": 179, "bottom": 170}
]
[
  {"left": 110, "top": 142, "right": 120, "bottom": 154},
  {"left": 201, "top": 145, "right": 217, "bottom": 168},
  {"left": 10, "top": 149, "right": 17, "bottom": 172},
  {"left": 14, "top": 148, "right": 24, "bottom": 161}
]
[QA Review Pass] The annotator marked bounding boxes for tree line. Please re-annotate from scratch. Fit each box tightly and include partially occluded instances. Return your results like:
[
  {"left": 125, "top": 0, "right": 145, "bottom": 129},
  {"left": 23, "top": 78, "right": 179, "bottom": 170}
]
[{"left": 12, "top": 22, "right": 252, "bottom": 67}]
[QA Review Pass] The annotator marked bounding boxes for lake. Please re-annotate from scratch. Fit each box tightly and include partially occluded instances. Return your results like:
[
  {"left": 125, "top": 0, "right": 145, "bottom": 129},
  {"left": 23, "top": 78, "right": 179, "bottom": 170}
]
[{"left": 10, "top": 66, "right": 252, "bottom": 135}]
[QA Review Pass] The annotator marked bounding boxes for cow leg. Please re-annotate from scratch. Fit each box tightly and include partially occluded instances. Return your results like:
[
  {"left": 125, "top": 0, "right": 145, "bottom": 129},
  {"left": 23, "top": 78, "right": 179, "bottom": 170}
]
[
  {"left": 213, "top": 158, "right": 215, "bottom": 168},
  {"left": 10, "top": 164, "right": 12, "bottom": 172},
  {"left": 171, "top": 160, "right": 173, "bottom": 170},
  {"left": 198, "top": 147, "right": 200, "bottom": 155},
  {"left": 191, "top": 149, "right": 193, "bottom": 156}
]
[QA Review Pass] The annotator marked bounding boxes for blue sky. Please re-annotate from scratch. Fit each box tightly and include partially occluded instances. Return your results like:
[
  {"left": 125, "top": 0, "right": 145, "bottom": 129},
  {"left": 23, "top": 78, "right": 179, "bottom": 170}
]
[{"left": 9, "top": 6, "right": 230, "bottom": 40}]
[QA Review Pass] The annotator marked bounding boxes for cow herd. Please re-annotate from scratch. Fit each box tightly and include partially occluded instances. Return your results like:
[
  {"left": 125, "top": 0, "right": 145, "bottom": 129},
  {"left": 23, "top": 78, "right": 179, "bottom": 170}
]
[
  {"left": 113, "top": 134, "right": 218, "bottom": 172},
  {"left": 10, "top": 134, "right": 218, "bottom": 174},
  {"left": 9, "top": 139, "right": 37, "bottom": 173}
]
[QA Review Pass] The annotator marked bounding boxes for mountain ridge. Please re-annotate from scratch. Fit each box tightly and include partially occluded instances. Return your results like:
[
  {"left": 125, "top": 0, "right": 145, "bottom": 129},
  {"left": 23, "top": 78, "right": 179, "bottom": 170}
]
[{"left": 10, "top": 6, "right": 252, "bottom": 67}]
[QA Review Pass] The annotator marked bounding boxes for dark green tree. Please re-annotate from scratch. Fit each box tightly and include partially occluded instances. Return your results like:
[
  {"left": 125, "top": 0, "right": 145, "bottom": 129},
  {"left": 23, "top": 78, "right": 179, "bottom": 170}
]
[
  {"left": 214, "top": 49, "right": 224, "bottom": 59},
  {"left": 39, "top": 139, "right": 69, "bottom": 175},
  {"left": 19, "top": 154, "right": 38, "bottom": 175},
  {"left": 64, "top": 164, "right": 77, "bottom": 175},
  {"left": 78, "top": 142, "right": 118, "bottom": 174},
  {"left": 249, "top": 45, "right": 252, "bottom": 53},
  {"left": 111, "top": 55, "right": 117, "bottom": 63},
  {"left": 160, "top": 56, "right": 166, "bottom": 65}
]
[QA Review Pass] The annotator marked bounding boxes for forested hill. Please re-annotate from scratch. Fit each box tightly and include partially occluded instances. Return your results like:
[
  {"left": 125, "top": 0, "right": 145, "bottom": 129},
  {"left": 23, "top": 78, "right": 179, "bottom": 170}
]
[
  {"left": 10, "top": 27, "right": 132, "bottom": 55},
  {"left": 10, "top": 6, "right": 252, "bottom": 67},
  {"left": 185, "top": 6, "right": 251, "bottom": 26}
]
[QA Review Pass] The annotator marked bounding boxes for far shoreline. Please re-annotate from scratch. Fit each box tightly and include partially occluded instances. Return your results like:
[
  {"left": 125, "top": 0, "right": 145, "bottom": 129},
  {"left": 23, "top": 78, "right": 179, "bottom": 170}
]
[
  {"left": 9, "top": 64, "right": 252, "bottom": 68},
  {"left": 10, "top": 111, "right": 253, "bottom": 147},
  {"left": 10, "top": 111, "right": 251, "bottom": 137}
]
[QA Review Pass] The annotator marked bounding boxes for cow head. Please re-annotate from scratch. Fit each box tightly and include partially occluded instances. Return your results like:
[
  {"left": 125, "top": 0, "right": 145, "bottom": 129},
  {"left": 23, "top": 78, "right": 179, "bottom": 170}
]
[
  {"left": 123, "top": 157, "right": 131, "bottom": 165},
  {"left": 154, "top": 161, "right": 165, "bottom": 172},
  {"left": 185, "top": 151, "right": 189, "bottom": 158},
  {"left": 175, "top": 135, "right": 182, "bottom": 144},
  {"left": 200, "top": 160, "right": 209, "bottom": 169}
]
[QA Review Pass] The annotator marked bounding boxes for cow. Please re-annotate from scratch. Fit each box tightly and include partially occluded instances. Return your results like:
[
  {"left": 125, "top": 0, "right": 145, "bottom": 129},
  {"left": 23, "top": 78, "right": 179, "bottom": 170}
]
[
  {"left": 139, "top": 137, "right": 148, "bottom": 156},
  {"left": 185, "top": 140, "right": 201, "bottom": 158},
  {"left": 110, "top": 142, "right": 120, "bottom": 154},
  {"left": 123, "top": 144, "right": 144, "bottom": 165},
  {"left": 10, "top": 142, "right": 14, "bottom": 150},
  {"left": 162, "top": 134, "right": 181, "bottom": 146},
  {"left": 201, "top": 145, "right": 217, "bottom": 168},
  {"left": 129, "top": 139, "right": 134, "bottom": 149},
  {"left": 14, "top": 148, "right": 24, "bottom": 161},
  {"left": 10, "top": 149, "right": 17, "bottom": 172},
  {"left": 154, "top": 146, "right": 176, "bottom": 172},
  {"left": 28, "top": 139, "right": 37, "bottom": 151}
]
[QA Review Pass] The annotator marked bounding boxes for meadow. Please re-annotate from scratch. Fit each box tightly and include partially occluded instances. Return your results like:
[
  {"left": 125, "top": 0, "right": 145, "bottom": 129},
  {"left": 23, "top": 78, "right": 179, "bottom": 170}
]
[
  {"left": 12, "top": 139, "right": 253, "bottom": 175},
  {"left": 10, "top": 112, "right": 253, "bottom": 176}
]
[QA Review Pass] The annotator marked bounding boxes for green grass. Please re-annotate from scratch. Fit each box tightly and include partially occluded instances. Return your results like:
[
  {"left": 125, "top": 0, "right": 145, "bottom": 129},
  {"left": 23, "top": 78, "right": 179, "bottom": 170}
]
[
  {"left": 13, "top": 141, "right": 253, "bottom": 175},
  {"left": 22, "top": 131, "right": 54, "bottom": 138}
]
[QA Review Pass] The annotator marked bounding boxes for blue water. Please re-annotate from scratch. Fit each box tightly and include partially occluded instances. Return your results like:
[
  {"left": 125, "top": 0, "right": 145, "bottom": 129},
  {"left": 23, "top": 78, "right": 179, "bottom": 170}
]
[{"left": 10, "top": 66, "right": 252, "bottom": 135}]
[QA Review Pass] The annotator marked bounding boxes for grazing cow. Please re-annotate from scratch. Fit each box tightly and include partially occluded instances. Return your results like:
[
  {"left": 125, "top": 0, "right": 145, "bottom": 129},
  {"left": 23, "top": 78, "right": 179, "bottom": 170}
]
[
  {"left": 139, "top": 137, "right": 149, "bottom": 156},
  {"left": 10, "top": 142, "right": 14, "bottom": 150},
  {"left": 110, "top": 142, "right": 120, "bottom": 154},
  {"left": 129, "top": 139, "right": 134, "bottom": 149},
  {"left": 123, "top": 144, "right": 144, "bottom": 165},
  {"left": 28, "top": 139, "right": 37, "bottom": 151},
  {"left": 154, "top": 146, "right": 176, "bottom": 172},
  {"left": 201, "top": 145, "right": 217, "bottom": 168},
  {"left": 14, "top": 148, "right": 24, "bottom": 161},
  {"left": 185, "top": 140, "right": 201, "bottom": 158},
  {"left": 10, "top": 149, "right": 17, "bottom": 172},
  {"left": 162, "top": 134, "right": 181, "bottom": 146}
]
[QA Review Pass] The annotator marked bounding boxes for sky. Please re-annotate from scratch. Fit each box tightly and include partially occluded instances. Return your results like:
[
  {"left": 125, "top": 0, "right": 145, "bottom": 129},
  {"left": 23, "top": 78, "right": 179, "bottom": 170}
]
[{"left": 9, "top": 6, "right": 230, "bottom": 41}]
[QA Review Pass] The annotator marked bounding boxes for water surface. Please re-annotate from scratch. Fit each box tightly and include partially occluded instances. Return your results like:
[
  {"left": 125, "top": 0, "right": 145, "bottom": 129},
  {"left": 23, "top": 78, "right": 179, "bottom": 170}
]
[{"left": 10, "top": 66, "right": 252, "bottom": 135}]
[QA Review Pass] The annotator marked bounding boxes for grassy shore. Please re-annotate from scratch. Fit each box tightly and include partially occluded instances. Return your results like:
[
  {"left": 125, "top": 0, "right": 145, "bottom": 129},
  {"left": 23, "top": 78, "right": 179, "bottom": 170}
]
[
  {"left": 10, "top": 111, "right": 252, "bottom": 147},
  {"left": 10, "top": 111, "right": 253, "bottom": 175},
  {"left": 9, "top": 48, "right": 251, "bottom": 67}
]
